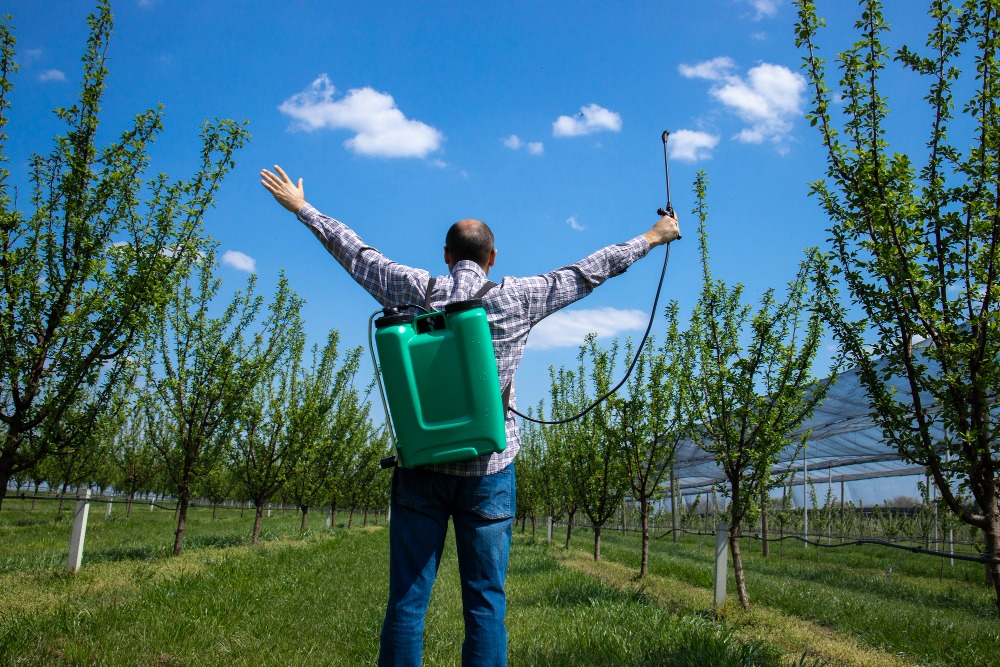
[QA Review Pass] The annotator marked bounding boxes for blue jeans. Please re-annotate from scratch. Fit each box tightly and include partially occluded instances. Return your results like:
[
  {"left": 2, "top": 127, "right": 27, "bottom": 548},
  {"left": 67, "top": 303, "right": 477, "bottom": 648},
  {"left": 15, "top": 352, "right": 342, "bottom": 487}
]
[{"left": 378, "top": 463, "right": 515, "bottom": 667}]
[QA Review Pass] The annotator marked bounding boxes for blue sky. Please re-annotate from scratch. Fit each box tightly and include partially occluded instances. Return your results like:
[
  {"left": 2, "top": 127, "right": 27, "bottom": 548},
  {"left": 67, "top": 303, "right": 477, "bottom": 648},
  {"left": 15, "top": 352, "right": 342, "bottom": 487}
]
[{"left": 3, "top": 1, "right": 948, "bottom": 500}]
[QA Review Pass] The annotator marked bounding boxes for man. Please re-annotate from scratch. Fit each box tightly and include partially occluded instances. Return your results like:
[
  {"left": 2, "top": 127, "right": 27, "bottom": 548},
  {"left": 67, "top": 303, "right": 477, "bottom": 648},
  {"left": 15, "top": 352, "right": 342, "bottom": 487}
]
[{"left": 260, "top": 165, "right": 680, "bottom": 666}]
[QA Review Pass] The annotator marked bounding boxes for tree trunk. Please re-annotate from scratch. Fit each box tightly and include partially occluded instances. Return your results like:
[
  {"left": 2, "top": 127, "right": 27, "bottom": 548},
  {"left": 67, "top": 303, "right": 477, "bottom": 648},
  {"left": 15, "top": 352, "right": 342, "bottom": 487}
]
[
  {"left": 565, "top": 508, "right": 575, "bottom": 549},
  {"left": 761, "top": 489, "right": 770, "bottom": 558},
  {"left": 729, "top": 522, "right": 750, "bottom": 609},
  {"left": 348, "top": 506, "right": 354, "bottom": 529},
  {"left": 173, "top": 493, "right": 190, "bottom": 556},
  {"left": 640, "top": 497, "right": 650, "bottom": 578},
  {"left": 252, "top": 504, "right": 264, "bottom": 545},
  {"left": 363, "top": 507, "right": 369, "bottom": 526},
  {"left": 212, "top": 504, "right": 218, "bottom": 520},
  {"left": 126, "top": 493, "right": 134, "bottom": 519},
  {"left": 530, "top": 515, "right": 536, "bottom": 538},
  {"left": 56, "top": 483, "right": 69, "bottom": 520},
  {"left": 300, "top": 505, "right": 309, "bottom": 532},
  {"left": 0, "top": 438, "right": 21, "bottom": 512},
  {"left": 593, "top": 523, "right": 602, "bottom": 561},
  {"left": 984, "top": 499, "right": 1000, "bottom": 616}
]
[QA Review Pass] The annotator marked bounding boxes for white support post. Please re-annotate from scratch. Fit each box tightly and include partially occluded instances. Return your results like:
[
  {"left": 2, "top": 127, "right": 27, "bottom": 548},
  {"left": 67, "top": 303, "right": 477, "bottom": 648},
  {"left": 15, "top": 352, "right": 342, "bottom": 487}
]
[
  {"left": 547, "top": 515, "right": 553, "bottom": 545},
  {"left": 67, "top": 489, "right": 91, "bottom": 573},
  {"left": 325, "top": 509, "right": 332, "bottom": 529},
  {"left": 105, "top": 501, "right": 112, "bottom": 520},
  {"left": 713, "top": 522, "right": 729, "bottom": 609}
]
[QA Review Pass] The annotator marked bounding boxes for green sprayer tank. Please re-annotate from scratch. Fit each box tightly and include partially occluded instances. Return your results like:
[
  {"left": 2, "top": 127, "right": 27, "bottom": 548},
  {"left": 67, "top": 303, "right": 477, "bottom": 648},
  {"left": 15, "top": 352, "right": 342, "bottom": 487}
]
[{"left": 374, "top": 298, "right": 506, "bottom": 468}]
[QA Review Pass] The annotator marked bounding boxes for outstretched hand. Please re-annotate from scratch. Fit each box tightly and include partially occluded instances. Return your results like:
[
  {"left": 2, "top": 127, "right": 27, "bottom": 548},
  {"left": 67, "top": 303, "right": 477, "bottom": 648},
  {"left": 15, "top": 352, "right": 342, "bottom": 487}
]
[
  {"left": 260, "top": 165, "right": 307, "bottom": 213},
  {"left": 643, "top": 212, "right": 681, "bottom": 249}
]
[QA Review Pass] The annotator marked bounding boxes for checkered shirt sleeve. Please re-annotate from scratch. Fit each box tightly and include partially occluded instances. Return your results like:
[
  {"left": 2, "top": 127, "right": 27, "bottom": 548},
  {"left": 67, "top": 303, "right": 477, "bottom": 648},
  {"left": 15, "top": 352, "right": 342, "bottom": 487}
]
[{"left": 297, "top": 204, "right": 650, "bottom": 476}]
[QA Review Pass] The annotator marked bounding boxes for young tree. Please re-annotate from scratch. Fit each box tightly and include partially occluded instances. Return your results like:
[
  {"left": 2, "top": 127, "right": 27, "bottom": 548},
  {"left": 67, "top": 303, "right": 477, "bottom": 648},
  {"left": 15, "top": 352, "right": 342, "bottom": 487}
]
[
  {"left": 549, "top": 336, "right": 629, "bottom": 561},
  {"left": 230, "top": 275, "right": 305, "bottom": 544},
  {"left": 147, "top": 251, "right": 299, "bottom": 555},
  {"left": 685, "top": 173, "right": 833, "bottom": 610},
  {"left": 0, "top": 2, "right": 248, "bottom": 509},
  {"left": 796, "top": 0, "right": 1000, "bottom": 612},
  {"left": 111, "top": 392, "right": 163, "bottom": 518},
  {"left": 41, "top": 386, "right": 113, "bottom": 519},
  {"left": 281, "top": 334, "right": 364, "bottom": 532},
  {"left": 611, "top": 313, "right": 691, "bottom": 578}
]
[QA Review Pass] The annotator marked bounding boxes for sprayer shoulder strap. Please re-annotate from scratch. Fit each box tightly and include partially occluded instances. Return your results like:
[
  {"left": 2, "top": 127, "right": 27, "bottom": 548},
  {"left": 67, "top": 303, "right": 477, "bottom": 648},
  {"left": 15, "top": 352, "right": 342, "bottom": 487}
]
[
  {"left": 473, "top": 280, "right": 498, "bottom": 299},
  {"left": 424, "top": 277, "right": 437, "bottom": 312},
  {"left": 424, "top": 278, "right": 497, "bottom": 310}
]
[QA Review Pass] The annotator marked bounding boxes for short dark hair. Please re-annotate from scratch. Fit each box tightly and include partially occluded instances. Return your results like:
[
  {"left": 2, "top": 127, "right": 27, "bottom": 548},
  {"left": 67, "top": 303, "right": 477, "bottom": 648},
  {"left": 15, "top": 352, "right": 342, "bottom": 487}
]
[{"left": 446, "top": 219, "right": 495, "bottom": 267}]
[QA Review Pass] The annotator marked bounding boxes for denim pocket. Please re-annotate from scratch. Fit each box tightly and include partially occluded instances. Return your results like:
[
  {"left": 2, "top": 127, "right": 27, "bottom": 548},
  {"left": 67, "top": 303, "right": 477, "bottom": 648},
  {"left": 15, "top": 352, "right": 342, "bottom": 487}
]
[
  {"left": 394, "top": 467, "right": 434, "bottom": 510},
  {"left": 469, "top": 464, "right": 515, "bottom": 521}
]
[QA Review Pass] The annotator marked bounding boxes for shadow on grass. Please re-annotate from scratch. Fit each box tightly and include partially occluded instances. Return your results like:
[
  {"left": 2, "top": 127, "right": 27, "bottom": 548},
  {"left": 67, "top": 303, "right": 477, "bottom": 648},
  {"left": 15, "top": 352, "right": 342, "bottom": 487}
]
[{"left": 85, "top": 534, "right": 251, "bottom": 565}]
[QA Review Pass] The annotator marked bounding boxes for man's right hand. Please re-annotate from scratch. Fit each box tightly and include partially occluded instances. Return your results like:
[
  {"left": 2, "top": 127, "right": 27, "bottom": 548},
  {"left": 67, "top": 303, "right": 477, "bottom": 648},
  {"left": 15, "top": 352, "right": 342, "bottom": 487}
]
[
  {"left": 642, "top": 213, "right": 681, "bottom": 249},
  {"left": 261, "top": 165, "right": 307, "bottom": 214}
]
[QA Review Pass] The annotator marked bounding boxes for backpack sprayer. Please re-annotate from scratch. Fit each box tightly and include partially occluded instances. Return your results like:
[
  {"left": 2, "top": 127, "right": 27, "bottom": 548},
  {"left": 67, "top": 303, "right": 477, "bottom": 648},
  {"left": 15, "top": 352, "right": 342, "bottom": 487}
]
[{"left": 370, "top": 131, "right": 679, "bottom": 467}]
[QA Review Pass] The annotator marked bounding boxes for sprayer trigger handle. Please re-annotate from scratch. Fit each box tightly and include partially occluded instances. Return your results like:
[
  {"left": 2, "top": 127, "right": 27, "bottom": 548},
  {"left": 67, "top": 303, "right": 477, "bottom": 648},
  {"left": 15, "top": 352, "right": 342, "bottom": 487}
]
[{"left": 657, "top": 206, "right": 675, "bottom": 218}]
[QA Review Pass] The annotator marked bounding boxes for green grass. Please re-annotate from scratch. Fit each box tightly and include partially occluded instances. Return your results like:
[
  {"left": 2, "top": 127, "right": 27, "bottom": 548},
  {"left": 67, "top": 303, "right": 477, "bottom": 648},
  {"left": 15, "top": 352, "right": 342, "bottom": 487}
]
[
  {"left": 0, "top": 499, "right": 791, "bottom": 666},
  {"left": 556, "top": 524, "right": 1000, "bottom": 667}
]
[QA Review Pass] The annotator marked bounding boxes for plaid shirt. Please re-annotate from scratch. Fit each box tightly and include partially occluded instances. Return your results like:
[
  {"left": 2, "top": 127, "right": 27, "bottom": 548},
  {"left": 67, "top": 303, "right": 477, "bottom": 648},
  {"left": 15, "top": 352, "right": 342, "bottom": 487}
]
[{"left": 298, "top": 204, "right": 650, "bottom": 475}]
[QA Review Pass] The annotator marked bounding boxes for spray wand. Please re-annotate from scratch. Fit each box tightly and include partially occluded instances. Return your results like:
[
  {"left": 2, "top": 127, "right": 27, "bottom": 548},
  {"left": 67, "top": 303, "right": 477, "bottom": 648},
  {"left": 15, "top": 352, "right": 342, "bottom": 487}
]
[{"left": 512, "top": 130, "right": 679, "bottom": 424}]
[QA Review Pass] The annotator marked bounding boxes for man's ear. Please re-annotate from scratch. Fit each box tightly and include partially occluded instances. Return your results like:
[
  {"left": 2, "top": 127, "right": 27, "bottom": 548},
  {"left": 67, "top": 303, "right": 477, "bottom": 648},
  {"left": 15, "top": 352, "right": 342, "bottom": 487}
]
[
  {"left": 488, "top": 248, "right": 497, "bottom": 268},
  {"left": 444, "top": 246, "right": 452, "bottom": 268}
]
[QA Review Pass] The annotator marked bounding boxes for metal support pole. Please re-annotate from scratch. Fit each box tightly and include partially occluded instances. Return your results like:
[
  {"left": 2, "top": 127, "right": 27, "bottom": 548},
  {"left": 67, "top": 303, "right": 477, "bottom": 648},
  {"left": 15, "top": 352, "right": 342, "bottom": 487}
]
[
  {"left": 67, "top": 489, "right": 91, "bottom": 573},
  {"left": 671, "top": 463, "right": 679, "bottom": 543},
  {"left": 713, "top": 522, "right": 729, "bottom": 609},
  {"left": 803, "top": 446, "right": 809, "bottom": 548}
]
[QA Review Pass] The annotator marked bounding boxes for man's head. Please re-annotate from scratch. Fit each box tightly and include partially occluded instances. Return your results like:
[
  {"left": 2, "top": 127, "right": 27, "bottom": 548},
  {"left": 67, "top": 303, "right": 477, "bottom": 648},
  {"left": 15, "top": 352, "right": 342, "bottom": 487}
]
[{"left": 444, "top": 218, "right": 497, "bottom": 273}]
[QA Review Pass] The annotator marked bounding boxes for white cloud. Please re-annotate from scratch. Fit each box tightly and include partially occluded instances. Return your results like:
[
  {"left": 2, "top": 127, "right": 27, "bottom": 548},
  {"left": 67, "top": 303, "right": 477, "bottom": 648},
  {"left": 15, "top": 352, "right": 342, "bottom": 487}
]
[
  {"left": 504, "top": 134, "right": 544, "bottom": 155},
  {"left": 552, "top": 103, "right": 622, "bottom": 138},
  {"left": 678, "top": 56, "right": 736, "bottom": 81},
  {"left": 279, "top": 74, "right": 444, "bottom": 159},
  {"left": 670, "top": 130, "right": 721, "bottom": 162},
  {"left": 222, "top": 250, "right": 256, "bottom": 273},
  {"left": 566, "top": 215, "right": 585, "bottom": 231},
  {"left": 39, "top": 69, "right": 65, "bottom": 82},
  {"left": 749, "top": 0, "right": 781, "bottom": 19},
  {"left": 503, "top": 134, "right": 523, "bottom": 149},
  {"left": 679, "top": 58, "right": 805, "bottom": 146},
  {"left": 527, "top": 307, "right": 646, "bottom": 350}
]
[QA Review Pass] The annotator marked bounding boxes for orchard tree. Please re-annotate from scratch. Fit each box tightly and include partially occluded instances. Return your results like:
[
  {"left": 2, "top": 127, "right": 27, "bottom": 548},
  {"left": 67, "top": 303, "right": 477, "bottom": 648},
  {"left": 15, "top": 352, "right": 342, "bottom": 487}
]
[
  {"left": 146, "top": 250, "right": 300, "bottom": 555},
  {"left": 685, "top": 173, "right": 833, "bottom": 610},
  {"left": 549, "top": 336, "right": 629, "bottom": 561},
  {"left": 283, "top": 334, "right": 364, "bottom": 532},
  {"left": 796, "top": 0, "right": 1000, "bottom": 612},
  {"left": 0, "top": 2, "right": 248, "bottom": 509},
  {"left": 611, "top": 314, "right": 691, "bottom": 578},
  {"left": 518, "top": 402, "right": 576, "bottom": 544},
  {"left": 111, "top": 392, "right": 163, "bottom": 518},
  {"left": 230, "top": 274, "right": 305, "bottom": 544}
]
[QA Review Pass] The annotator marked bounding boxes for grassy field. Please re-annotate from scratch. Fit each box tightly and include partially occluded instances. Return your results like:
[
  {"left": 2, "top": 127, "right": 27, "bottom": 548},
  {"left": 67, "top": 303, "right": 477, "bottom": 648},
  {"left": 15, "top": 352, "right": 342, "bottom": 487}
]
[{"left": 0, "top": 497, "right": 996, "bottom": 666}]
